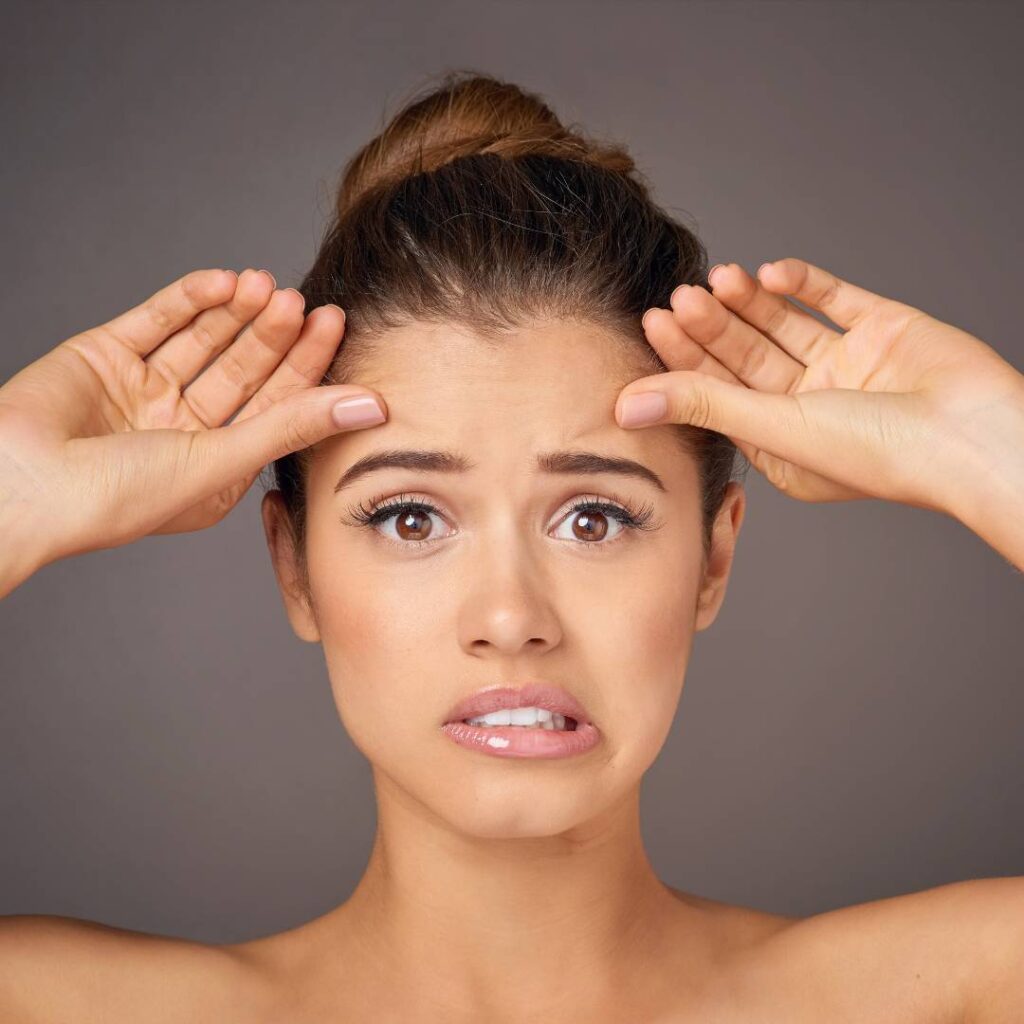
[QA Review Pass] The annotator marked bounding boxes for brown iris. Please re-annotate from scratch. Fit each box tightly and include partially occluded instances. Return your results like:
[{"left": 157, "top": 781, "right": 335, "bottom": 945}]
[
  {"left": 395, "top": 508, "right": 433, "bottom": 542},
  {"left": 570, "top": 510, "right": 608, "bottom": 542}
]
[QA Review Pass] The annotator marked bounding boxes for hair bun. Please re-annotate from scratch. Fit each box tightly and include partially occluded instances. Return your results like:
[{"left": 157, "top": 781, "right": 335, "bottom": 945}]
[{"left": 336, "top": 69, "right": 637, "bottom": 216}]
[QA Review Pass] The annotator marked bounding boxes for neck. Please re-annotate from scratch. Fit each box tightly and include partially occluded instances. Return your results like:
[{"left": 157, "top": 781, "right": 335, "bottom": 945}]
[{"left": 324, "top": 769, "right": 708, "bottom": 1020}]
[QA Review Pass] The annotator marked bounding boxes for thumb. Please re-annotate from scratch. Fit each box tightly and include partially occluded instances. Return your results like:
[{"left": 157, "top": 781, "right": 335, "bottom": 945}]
[
  {"left": 617, "top": 371, "right": 807, "bottom": 448},
  {"left": 616, "top": 370, "right": 837, "bottom": 482},
  {"left": 185, "top": 386, "right": 386, "bottom": 495},
  {"left": 616, "top": 371, "right": 921, "bottom": 500}
]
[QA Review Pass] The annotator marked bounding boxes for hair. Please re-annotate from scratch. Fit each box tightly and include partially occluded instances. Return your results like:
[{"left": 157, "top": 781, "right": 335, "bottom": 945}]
[{"left": 266, "top": 69, "right": 746, "bottom": 591}]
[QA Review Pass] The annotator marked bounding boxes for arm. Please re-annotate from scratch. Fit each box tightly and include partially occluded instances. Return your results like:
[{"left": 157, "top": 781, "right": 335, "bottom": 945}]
[
  {"left": 0, "top": 439, "right": 54, "bottom": 599},
  {"left": 947, "top": 877, "right": 1024, "bottom": 1023},
  {"left": 942, "top": 382, "right": 1024, "bottom": 573},
  {"left": 0, "top": 521, "right": 43, "bottom": 601}
]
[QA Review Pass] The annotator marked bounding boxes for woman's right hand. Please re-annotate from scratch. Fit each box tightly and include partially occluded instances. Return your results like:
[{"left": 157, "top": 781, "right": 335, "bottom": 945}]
[{"left": 0, "top": 268, "right": 388, "bottom": 594}]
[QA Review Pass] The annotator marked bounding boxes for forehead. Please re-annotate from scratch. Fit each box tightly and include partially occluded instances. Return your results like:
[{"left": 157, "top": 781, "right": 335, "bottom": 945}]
[
  {"left": 314, "top": 320, "right": 695, "bottom": 490},
  {"left": 353, "top": 319, "right": 649, "bottom": 426}
]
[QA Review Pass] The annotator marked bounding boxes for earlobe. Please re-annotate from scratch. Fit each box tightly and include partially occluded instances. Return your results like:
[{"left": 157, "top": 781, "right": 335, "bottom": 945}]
[
  {"left": 694, "top": 482, "right": 746, "bottom": 633},
  {"left": 260, "top": 491, "right": 321, "bottom": 643}
]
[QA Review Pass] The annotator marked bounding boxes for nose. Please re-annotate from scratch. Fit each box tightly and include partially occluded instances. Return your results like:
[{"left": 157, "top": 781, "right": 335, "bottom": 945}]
[{"left": 456, "top": 550, "right": 563, "bottom": 657}]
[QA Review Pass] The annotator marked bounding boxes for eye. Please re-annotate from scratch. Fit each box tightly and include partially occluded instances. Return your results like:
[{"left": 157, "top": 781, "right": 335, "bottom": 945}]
[
  {"left": 343, "top": 491, "right": 660, "bottom": 550},
  {"left": 346, "top": 492, "right": 454, "bottom": 548},
  {"left": 549, "top": 496, "right": 658, "bottom": 546}
]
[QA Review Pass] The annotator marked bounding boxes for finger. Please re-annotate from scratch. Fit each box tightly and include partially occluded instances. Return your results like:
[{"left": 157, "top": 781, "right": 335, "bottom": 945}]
[
  {"left": 642, "top": 308, "right": 741, "bottom": 383},
  {"left": 616, "top": 370, "right": 915, "bottom": 499},
  {"left": 229, "top": 303, "right": 346, "bottom": 426},
  {"left": 618, "top": 370, "right": 809, "bottom": 446},
  {"left": 742, "top": 448, "right": 872, "bottom": 503},
  {"left": 640, "top": 307, "right": 763, "bottom": 469},
  {"left": 757, "top": 257, "right": 899, "bottom": 332},
  {"left": 98, "top": 269, "right": 238, "bottom": 356},
  {"left": 181, "top": 385, "right": 388, "bottom": 510},
  {"left": 182, "top": 288, "right": 307, "bottom": 427},
  {"left": 666, "top": 281, "right": 805, "bottom": 395},
  {"left": 705, "top": 262, "right": 840, "bottom": 365},
  {"left": 145, "top": 268, "right": 276, "bottom": 387}
]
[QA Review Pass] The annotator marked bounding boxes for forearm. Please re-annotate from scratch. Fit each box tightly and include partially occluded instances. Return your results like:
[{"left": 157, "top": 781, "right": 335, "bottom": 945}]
[
  {"left": 0, "top": 540, "right": 43, "bottom": 601},
  {"left": 952, "top": 479, "right": 1024, "bottom": 574},
  {"left": 0, "top": 487, "right": 50, "bottom": 600},
  {"left": 942, "top": 381, "right": 1024, "bottom": 573}
]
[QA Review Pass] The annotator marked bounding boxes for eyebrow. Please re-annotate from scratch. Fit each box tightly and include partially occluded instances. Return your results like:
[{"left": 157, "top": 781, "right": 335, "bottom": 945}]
[{"left": 333, "top": 448, "right": 667, "bottom": 494}]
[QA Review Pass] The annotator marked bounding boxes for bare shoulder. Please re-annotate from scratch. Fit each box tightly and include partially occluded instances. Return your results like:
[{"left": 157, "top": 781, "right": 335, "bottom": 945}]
[
  {"left": 0, "top": 914, "right": 269, "bottom": 1023},
  {"left": 734, "top": 875, "right": 1024, "bottom": 1022},
  {"left": 667, "top": 885, "right": 799, "bottom": 953}
]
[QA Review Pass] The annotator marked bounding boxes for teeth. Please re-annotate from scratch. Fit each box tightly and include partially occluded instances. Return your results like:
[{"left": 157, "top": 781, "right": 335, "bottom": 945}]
[{"left": 466, "top": 706, "right": 569, "bottom": 730}]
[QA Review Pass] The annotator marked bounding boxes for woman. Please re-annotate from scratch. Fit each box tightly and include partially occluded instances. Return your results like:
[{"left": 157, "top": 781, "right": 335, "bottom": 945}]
[{"left": 1, "top": 70, "right": 1021, "bottom": 1022}]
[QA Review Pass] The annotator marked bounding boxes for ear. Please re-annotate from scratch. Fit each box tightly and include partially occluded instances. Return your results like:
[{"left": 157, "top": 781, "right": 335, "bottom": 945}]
[
  {"left": 694, "top": 481, "right": 746, "bottom": 633},
  {"left": 260, "top": 490, "right": 321, "bottom": 643}
]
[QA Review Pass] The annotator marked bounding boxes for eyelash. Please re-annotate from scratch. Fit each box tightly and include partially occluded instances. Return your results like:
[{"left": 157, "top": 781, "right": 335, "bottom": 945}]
[{"left": 343, "top": 491, "right": 660, "bottom": 550}]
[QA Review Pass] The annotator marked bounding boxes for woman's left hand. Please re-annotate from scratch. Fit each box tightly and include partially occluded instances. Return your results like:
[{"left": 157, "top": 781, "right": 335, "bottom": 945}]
[{"left": 615, "top": 257, "right": 1024, "bottom": 520}]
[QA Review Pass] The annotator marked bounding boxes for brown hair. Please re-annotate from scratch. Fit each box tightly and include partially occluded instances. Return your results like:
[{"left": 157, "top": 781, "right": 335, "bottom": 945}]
[{"left": 266, "top": 69, "right": 745, "bottom": 589}]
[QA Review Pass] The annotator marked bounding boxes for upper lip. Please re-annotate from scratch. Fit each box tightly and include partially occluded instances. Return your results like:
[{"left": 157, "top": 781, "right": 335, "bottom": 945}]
[{"left": 443, "top": 682, "right": 593, "bottom": 726}]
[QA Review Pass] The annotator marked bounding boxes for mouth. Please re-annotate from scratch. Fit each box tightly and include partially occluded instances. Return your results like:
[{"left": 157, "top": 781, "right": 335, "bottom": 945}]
[{"left": 443, "top": 682, "right": 593, "bottom": 731}]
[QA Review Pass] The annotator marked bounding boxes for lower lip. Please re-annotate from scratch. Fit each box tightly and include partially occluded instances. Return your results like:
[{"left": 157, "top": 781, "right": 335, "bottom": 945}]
[{"left": 440, "top": 720, "right": 601, "bottom": 759}]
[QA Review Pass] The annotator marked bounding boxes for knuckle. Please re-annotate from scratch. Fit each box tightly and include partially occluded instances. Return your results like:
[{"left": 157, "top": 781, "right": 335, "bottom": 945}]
[
  {"left": 735, "top": 340, "right": 770, "bottom": 381},
  {"left": 281, "top": 408, "right": 316, "bottom": 453},
  {"left": 216, "top": 351, "right": 252, "bottom": 395},
  {"left": 762, "top": 301, "right": 789, "bottom": 338},
  {"left": 189, "top": 317, "right": 220, "bottom": 356},
  {"left": 815, "top": 275, "right": 841, "bottom": 310},
  {"left": 208, "top": 484, "right": 239, "bottom": 523},
  {"left": 182, "top": 388, "right": 217, "bottom": 427},
  {"left": 146, "top": 297, "right": 175, "bottom": 334},
  {"left": 762, "top": 454, "right": 791, "bottom": 493},
  {"left": 684, "top": 384, "right": 715, "bottom": 430},
  {"left": 179, "top": 271, "right": 206, "bottom": 309}
]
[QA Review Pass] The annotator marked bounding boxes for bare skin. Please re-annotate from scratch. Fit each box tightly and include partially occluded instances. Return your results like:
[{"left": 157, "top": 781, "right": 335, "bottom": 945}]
[
  {"left": 1, "top": 260, "right": 1022, "bottom": 1022},
  {"left": 2, "top": 877, "right": 1020, "bottom": 1022}
]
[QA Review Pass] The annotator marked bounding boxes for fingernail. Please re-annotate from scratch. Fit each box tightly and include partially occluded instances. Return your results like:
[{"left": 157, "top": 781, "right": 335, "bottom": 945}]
[
  {"left": 757, "top": 261, "right": 774, "bottom": 276},
  {"left": 641, "top": 308, "right": 657, "bottom": 330},
  {"left": 670, "top": 284, "right": 689, "bottom": 305},
  {"left": 260, "top": 269, "right": 277, "bottom": 289},
  {"left": 619, "top": 391, "right": 668, "bottom": 428},
  {"left": 332, "top": 397, "right": 386, "bottom": 430},
  {"left": 707, "top": 264, "right": 726, "bottom": 287},
  {"left": 318, "top": 304, "right": 346, "bottom": 327}
]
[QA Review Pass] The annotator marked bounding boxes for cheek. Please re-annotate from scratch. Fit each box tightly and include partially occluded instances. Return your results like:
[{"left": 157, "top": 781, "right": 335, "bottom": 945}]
[
  {"left": 587, "top": 546, "right": 702, "bottom": 757},
  {"left": 307, "top": 549, "right": 447, "bottom": 757}
]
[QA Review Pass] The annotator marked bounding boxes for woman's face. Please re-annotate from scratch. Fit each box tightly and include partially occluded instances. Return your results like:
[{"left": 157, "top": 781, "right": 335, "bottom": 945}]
[{"left": 263, "top": 319, "right": 745, "bottom": 839}]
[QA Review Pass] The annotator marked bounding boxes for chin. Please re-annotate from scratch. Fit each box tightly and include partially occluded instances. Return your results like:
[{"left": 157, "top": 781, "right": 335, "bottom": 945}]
[
  {"left": 439, "top": 798, "right": 601, "bottom": 841},
  {"left": 404, "top": 763, "right": 624, "bottom": 840}
]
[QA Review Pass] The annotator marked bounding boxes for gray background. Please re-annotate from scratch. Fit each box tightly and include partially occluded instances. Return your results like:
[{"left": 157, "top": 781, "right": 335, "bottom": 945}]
[{"left": 1, "top": 0, "right": 1021, "bottom": 944}]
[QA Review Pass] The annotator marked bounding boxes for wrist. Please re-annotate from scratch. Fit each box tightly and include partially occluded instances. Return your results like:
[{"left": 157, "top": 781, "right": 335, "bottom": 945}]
[
  {"left": 942, "top": 380, "right": 1024, "bottom": 572},
  {"left": 0, "top": 493, "right": 52, "bottom": 600}
]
